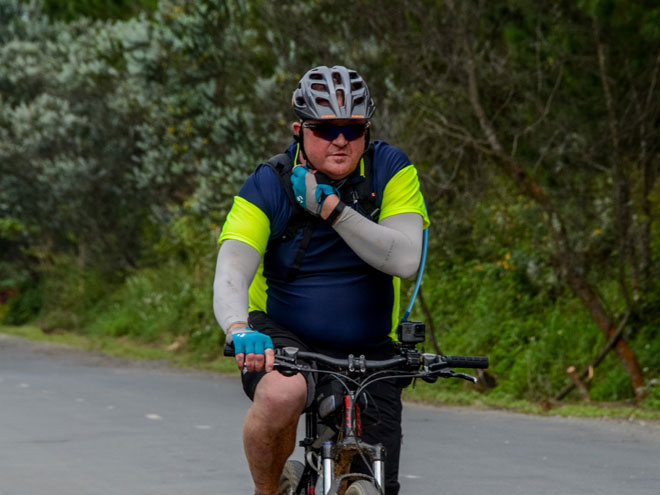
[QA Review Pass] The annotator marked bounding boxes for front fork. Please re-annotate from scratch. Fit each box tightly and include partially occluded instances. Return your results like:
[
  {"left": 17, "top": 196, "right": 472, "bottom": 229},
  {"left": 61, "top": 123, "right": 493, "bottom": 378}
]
[
  {"left": 322, "top": 441, "right": 335, "bottom": 495},
  {"left": 319, "top": 442, "right": 386, "bottom": 494},
  {"left": 317, "top": 392, "right": 386, "bottom": 494}
]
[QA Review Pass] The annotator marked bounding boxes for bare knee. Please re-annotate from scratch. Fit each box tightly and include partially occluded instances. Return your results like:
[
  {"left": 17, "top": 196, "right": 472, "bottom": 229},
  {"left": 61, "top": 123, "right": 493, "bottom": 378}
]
[{"left": 252, "top": 372, "right": 307, "bottom": 424}]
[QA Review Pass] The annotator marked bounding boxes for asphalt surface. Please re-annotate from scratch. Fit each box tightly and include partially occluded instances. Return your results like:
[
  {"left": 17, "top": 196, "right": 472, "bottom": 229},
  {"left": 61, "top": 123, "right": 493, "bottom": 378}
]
[{"left": 1, "top": 333, "right": 659, "bottom": 494}]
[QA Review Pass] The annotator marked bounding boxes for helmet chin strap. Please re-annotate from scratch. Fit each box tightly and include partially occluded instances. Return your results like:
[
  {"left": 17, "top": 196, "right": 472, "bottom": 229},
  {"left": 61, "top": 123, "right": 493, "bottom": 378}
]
[{"left": 293, "top": 130, "right": 314, "bottom": 169}]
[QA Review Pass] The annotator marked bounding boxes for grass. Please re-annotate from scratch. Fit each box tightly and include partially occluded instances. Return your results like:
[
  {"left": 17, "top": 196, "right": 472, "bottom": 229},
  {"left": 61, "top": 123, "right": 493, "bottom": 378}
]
[
  {"left": 3, "top": 324, "right": 660, "bottom": 423},
  {"left": 402, "top": 376, "right": 660, "bottom": 422}
]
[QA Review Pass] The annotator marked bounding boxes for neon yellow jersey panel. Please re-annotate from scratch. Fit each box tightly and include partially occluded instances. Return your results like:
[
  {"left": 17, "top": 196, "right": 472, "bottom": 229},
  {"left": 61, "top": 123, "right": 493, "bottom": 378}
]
[{"left": 379, "top": 165, "right": 430, "bottom": 228}]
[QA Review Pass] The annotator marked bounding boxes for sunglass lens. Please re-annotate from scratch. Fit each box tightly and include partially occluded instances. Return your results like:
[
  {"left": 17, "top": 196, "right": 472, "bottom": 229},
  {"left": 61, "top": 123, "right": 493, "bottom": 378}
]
[
  {"left": 309, "top": 124, "right": 367, "bottom": 141},
  {"left": 343, "top": 125, "right": 367, "bottom": 140}
]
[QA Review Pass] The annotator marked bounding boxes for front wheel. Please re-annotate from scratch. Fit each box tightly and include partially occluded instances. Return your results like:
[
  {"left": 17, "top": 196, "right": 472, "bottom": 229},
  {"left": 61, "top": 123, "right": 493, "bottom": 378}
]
[
  {"left": 345, "top": 480, "right": 381, "bottom": 495},
  {"left": 279, "top": 460, "right": 305, "bottom": 495}
]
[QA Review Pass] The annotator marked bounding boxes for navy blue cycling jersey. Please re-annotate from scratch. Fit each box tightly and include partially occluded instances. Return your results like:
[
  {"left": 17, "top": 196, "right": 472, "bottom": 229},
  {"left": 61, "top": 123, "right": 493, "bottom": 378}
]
[{"left": 219, "top": 140, "right": 428, "bottom": 348}]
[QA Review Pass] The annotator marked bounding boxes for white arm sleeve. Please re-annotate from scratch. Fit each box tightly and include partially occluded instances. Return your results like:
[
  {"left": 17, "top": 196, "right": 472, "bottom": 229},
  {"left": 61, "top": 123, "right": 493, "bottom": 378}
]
[
  {"left": 333, "top": 210, "right": 423, "bottom": 279},
  {"left": 212, "top": 240, "right": 261, "bottom": 333}
]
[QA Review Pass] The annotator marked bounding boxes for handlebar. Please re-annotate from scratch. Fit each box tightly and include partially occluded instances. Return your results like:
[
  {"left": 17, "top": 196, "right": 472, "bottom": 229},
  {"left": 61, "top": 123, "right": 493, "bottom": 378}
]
[
  {"left": 224, "top": 342, "right": 489, "bottom": 372},
  {"left": 278, "top": 347, "right": 409, "bottom": 372}
]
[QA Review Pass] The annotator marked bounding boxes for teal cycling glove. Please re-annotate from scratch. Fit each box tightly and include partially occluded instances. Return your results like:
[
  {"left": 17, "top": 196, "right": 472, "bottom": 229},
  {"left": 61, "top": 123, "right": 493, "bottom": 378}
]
[
  {"left": 231, "top": 328, "right": 274, "bottom": 355},
  {"left": 291, "top": 165, "right": 337, "bottom": 215}
]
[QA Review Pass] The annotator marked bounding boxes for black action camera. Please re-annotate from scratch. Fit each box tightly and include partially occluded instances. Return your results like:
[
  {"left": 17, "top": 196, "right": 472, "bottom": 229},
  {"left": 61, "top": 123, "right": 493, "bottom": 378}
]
[{"left": 396, "top": 321, "right": 426, "bottom": 346}]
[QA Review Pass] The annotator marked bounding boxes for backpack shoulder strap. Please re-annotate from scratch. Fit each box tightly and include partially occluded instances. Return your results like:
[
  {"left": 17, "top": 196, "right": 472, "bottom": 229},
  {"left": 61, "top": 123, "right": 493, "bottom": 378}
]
[
  {"left": 263, "top": 152, "right": 314, "bottom": 234},
  {"left": 345, "top": 143, "right": 381, "bottom": 221},
  {"left": 263, "top": 153, "right": 296, "bottom": 205},
  {"left": 263, "top": 152, "right": 318, "bottom": 282}
]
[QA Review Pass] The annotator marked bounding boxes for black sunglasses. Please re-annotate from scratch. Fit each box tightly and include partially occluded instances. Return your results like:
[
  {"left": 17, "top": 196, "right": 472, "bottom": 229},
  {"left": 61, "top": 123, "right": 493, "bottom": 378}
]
[{"left": 302, "top": 122, "right": 370, "bottom": 141}]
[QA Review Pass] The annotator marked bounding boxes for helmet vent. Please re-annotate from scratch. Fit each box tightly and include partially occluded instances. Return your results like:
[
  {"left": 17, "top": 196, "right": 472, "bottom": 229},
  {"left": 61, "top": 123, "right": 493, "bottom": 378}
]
[
  {"left": 332, "top": 72, "right": 343, "bottom": 85},
  {"left": 336, "top": 89, "right": 345, "bottom": 106},
  {"left": 351, "top": 81, "right": 363, "bottom": 90},
  {"left": 311, "top": 83, "right": 327, "bottom": 92},
  {"left": 316, "top": 97, "right": 330, "bottom": 107},
  {"left": 309, "top": 73, "right": 323, "bottom": 80}
]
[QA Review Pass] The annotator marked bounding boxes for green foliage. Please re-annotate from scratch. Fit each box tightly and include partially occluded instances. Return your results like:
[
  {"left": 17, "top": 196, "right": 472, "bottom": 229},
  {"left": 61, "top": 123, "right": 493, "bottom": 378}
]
[
  {"left": 418, "top": 259, "right": 610, "bottom": 401},
  {"left": 34, "top": 256, "right": 113, "bottom": 330},
  {"left": 641, "top": 386, "right": 660, "bottom": 409},
  {"left": 18, "top": 213, "right": 224, "bottom": 360},
  {"left": 1, "top": 0, "right": 659, "bottom": 406},
  {"left": 0, "top": 0, "right": 278, "bottom": 271},
  {"left": 0, "top": 8, "right": 154, "bottom": 270},
  {"left": 85, "top": 263, "right": 211, "bottom": 342},
  {"left": 2, "top": 282, "right": 42, "bottom": 325},
  {"left": 42, "top": 0, "right": 157, "bottom": 21}
]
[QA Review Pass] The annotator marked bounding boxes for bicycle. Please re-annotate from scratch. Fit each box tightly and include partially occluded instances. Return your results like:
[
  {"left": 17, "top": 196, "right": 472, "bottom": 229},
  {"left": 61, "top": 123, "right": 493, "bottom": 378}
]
[{"left": 226, "top": 322, "right": 489, "bottom": 495}]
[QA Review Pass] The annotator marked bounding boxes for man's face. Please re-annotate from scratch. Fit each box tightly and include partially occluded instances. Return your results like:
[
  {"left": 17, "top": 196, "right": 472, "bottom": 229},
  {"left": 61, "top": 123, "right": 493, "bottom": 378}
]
[{"left": 293, "top": 119, "right": 368, "bottom": 180}]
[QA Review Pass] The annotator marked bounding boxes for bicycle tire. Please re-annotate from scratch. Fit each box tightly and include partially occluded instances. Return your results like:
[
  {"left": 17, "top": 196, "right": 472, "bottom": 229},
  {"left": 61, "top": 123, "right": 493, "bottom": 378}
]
[
  {"left": 344, "top": 480, "right": 381, "bottom": 495},
  {"left": 279, "top": 460, "right": 305, "bottom": 495}
]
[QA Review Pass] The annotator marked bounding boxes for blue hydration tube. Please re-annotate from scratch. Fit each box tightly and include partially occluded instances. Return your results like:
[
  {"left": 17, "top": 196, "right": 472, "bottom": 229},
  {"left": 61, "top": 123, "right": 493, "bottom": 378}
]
[{"left": 401, "top": 224, "right": 429, "bottom": 322}]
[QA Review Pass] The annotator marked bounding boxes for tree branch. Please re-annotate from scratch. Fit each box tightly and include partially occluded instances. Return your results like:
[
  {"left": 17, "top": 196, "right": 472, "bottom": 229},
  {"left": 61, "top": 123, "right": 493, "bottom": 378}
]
[
  {"left": 555, "top": 310, "right": 631, "bottom": 401},
  {"left": 593, "top": 16, "right": 634, "bottom": 311},
  {"left": 512, "top": 65, "right": 564, "bottom": 157},
  {"left": 444, "top": 0, "right": 502, "bottom": 152}
]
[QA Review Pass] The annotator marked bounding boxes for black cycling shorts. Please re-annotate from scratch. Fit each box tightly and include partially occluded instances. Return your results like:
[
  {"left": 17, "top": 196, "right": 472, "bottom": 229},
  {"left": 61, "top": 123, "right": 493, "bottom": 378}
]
[{"left": 241, "top": 310, "right": 319, "bottom": 408}]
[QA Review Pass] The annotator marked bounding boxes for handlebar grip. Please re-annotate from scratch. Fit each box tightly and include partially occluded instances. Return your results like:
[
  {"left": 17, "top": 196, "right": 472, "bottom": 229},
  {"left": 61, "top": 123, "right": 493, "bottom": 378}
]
[
  {"left": 223, "top": 341, "right": 235, "bottom": 357},
  {"left": 444, "top": 355, "right": 489, "bottom": 369}
]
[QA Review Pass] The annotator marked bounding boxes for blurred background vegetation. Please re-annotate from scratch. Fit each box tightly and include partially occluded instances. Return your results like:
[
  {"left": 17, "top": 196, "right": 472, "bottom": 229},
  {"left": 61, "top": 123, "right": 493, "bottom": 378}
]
[{"left": 1, "top": 0, "right": 659, "bottom": 408}]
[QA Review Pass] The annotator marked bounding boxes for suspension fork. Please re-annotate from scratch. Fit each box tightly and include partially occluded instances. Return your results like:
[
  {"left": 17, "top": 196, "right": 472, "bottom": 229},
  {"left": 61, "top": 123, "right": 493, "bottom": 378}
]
[
  {"left": 343, "top": 392, "right": 386, "bottom": 491},
  {"left": 319, "top": 393, "right": 362, "bottom": 495},
  {"left": 320, "top": 392, "right": 386, "bottom": 493},
  {"left": 322, "top": 441, "right": 334, "bottom": 495}
]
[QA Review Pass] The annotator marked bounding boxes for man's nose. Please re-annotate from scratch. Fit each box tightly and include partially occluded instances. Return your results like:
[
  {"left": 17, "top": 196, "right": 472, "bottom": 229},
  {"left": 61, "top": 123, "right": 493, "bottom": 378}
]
[{"left": 332, "top": 132, "right": 349, "bottom": 145}]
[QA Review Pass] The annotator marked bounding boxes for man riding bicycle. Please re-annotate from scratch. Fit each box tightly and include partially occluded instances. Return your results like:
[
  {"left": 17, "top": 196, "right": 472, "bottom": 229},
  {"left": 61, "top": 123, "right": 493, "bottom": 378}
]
[{"left": 213, "top": 65, "right": 430, "bottom": 495}]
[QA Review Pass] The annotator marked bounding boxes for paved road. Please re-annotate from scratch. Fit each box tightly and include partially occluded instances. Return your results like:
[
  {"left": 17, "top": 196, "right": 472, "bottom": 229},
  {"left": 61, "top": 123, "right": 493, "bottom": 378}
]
[{"left": 1, "top": 333, "right": 659, "bottom": 494}]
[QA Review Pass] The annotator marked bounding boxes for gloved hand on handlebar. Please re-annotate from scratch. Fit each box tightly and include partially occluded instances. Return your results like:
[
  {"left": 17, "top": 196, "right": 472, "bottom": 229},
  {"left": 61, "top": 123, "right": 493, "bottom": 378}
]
[
  {"left": 291, "top": 165, "right": 338, "bottom": 216},
  {"left": 232, "top": 328, "right": 274, "bottom": 355},
  {"left": 230, "top": 327, "right": 275, "bottom": 373}
]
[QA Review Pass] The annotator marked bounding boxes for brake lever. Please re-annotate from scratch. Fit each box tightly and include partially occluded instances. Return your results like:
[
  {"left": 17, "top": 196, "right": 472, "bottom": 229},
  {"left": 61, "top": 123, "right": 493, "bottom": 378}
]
[
  {"left": 452, "top": 371, "right": 478, "bottom": 384},
  {"left": 427, "top": 368, "right": 478, "bottom": 383}
]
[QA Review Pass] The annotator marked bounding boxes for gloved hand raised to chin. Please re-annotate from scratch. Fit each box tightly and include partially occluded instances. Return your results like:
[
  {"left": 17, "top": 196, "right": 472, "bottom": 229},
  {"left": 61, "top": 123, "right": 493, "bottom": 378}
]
[{"left": 291, "top": 165, "right": 338, "bottom": 216}]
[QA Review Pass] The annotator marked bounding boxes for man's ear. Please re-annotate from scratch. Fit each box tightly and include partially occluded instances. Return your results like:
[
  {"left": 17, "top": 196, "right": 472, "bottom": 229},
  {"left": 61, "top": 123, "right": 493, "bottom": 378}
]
[{"left": 292, "top": 121, "right": 302, "bottom": 141}]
